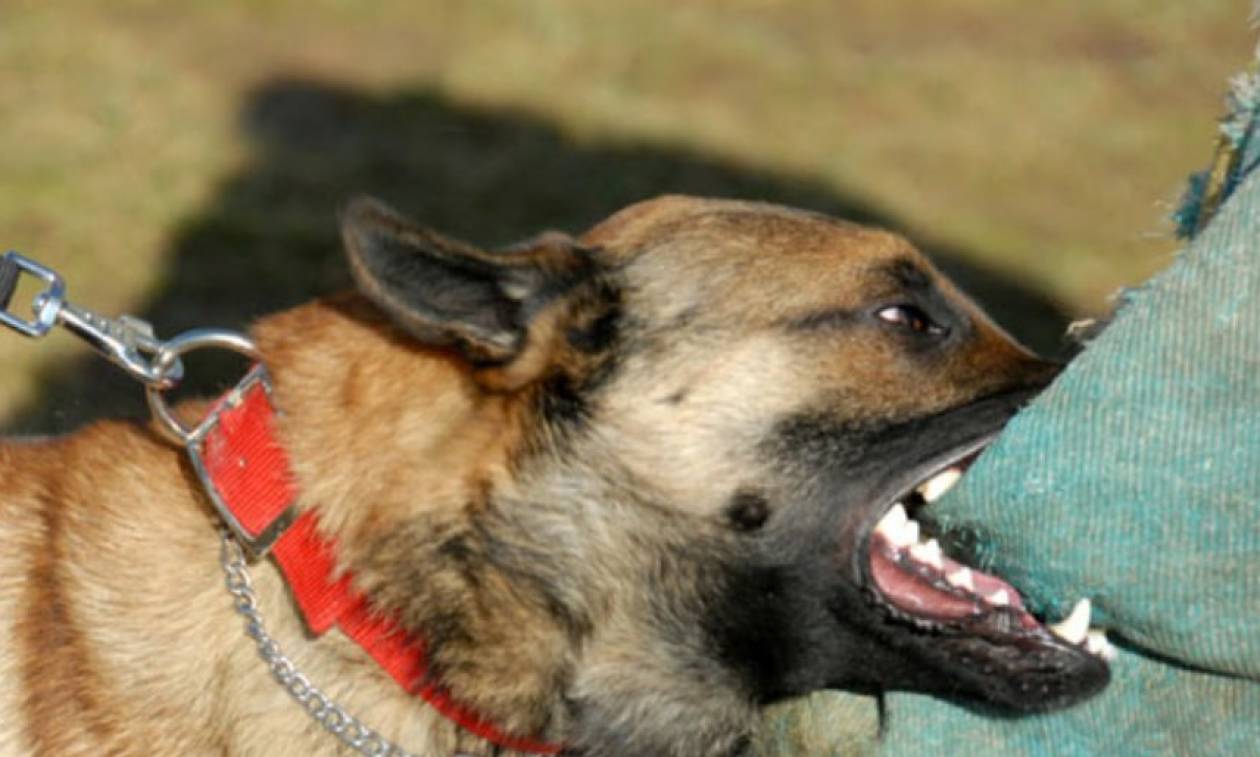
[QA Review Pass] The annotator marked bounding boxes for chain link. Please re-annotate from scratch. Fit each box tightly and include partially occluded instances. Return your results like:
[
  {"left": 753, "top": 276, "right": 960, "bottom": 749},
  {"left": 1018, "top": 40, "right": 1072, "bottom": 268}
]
[{"left": 220, "top": 531, "right": 461, "bottom": 757}]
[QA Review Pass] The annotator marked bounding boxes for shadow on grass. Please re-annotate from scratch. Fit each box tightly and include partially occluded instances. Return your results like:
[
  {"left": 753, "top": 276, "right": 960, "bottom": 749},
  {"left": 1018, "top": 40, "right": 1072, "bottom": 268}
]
[{"left": 2, "top": 79, "right": 1071, "bottom": 434}]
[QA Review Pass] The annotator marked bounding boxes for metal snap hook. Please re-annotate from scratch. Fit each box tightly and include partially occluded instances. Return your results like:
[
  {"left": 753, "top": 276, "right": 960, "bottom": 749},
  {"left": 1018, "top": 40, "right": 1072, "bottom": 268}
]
[{"left": 0, "top": 251, "right": 186, "bottom": 388}]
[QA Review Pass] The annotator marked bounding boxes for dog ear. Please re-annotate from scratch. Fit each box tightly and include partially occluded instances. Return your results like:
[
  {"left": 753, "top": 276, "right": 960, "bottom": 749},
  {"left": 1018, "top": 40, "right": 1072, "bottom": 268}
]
[{"left": 341, "top": 196, "right": 593, "bottom": 369}]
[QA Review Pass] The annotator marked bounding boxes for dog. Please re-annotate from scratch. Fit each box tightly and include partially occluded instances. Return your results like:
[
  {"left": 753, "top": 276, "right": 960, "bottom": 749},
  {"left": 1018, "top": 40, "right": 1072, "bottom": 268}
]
[{"left": 0, "top": 195, "right": 1108, "bottom": 756}]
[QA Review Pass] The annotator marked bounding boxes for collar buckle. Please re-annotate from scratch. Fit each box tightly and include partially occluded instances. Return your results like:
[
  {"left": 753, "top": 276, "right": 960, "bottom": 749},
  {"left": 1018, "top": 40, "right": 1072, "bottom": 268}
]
[{"left": 185, "top": 365, "right": 297, "bottom": 560}]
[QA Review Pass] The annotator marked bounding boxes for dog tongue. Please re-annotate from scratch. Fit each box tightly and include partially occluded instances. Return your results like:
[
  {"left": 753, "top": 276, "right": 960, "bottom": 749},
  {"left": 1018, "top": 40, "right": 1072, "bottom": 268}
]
[
  {"left": 870, "top": 548, "right": 980, "bottom": 619},
  {"left": 868, "top": 533, "right": 1028, "bottom": 623}
]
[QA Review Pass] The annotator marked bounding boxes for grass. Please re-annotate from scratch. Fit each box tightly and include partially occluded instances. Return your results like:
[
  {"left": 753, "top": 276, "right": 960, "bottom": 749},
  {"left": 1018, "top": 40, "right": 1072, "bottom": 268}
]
[{"left": 0, "top": 0, "right": 1252, "bottom": 432}]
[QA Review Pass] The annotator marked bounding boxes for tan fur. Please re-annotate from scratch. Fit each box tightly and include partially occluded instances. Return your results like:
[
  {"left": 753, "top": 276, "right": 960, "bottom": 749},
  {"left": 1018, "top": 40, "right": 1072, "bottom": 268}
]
[{"left": 0, "top": 195, "right": 1055, "bottom": 756}]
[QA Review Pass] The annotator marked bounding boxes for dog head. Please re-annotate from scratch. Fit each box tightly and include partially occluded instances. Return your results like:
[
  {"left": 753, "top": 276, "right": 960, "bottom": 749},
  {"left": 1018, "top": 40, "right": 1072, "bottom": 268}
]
[{"left": 332, "top": 195, "right": 1107, "bottom": 754}]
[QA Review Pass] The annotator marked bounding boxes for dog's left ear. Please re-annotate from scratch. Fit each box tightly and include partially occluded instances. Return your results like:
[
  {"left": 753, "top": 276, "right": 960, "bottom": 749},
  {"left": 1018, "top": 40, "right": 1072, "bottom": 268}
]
[{"left": 342, "top": 197, "right": 593, "bottom": 382}]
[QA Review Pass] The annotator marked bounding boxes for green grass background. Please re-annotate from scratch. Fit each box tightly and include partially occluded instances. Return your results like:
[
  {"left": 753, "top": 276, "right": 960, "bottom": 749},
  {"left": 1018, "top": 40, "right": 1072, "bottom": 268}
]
[{"left": 0, "top": 0, "right": 1252, "bottom": 432}]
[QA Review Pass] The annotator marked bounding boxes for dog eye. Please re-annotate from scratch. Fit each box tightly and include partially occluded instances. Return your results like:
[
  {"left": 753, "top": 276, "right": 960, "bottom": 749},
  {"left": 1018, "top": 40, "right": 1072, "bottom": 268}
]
[{"left": 876, "top": 305, "right": 944, "bottom": 336}]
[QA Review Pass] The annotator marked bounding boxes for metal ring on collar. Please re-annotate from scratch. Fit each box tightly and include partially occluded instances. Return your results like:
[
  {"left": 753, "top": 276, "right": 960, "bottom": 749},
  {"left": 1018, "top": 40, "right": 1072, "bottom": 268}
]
[{"left": 144, "top": 328, "right": 261, "bottom": 445}]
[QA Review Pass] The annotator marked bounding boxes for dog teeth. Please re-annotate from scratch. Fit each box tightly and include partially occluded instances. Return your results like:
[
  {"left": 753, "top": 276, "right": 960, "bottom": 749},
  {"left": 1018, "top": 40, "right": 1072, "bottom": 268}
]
[
  {"left": 876, "top": 503, "right": 908, "bottom": 536},
  {"left": 946, "top": 567, "right": 974, "bottom": 591},
  {"left": 917, "top": 467, "right": 963, "bottom": 503},
  {"left": 909, "top": 539, "right": 944, "bottom": 570},
  {"left": 1085, "top": 629, "right": 1118, "bottom": 661},
  {"left": 986, "top": 589, "right": 1011, "bottom": 607},
  {"left": 900, "top": 520, "right": 920, "bottom": 547},
  {"left": 1049, "top": 598, "right": 1091, "bottom": 645},
  {"left": 875, "top": 503, "right": 920, "bottom": 548}
]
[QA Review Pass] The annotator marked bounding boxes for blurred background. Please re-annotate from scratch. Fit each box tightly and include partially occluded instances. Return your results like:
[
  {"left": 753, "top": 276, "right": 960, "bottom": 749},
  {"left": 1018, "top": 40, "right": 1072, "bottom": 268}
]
[{"left": 0, "top": 0, "right": 1253, "bottom": 433}]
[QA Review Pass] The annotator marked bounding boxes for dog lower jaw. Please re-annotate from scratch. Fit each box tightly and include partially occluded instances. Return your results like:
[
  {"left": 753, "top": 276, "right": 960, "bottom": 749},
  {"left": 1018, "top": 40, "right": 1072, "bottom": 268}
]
[{"left": 854, "top": 452, "right": 1113, "bottom": 713}]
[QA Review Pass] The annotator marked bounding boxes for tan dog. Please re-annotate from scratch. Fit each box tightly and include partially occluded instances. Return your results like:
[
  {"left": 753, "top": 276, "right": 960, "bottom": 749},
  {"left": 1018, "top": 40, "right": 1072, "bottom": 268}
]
[{"left": 0, "top": 196, "right": 1108, "bottom": 756}]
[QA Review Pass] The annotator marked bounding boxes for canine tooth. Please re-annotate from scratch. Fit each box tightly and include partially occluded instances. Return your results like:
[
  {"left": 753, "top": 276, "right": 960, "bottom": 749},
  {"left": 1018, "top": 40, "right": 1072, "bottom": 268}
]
[
  {"left": 919, "top": 467, "right": 963, "bottom": 503},
  {"left": 1085, "top": 629, "right": 1118, "bottom": 662},
  {"left": 986, "top": 589, "right": 1011, "bottom": 607},
  {"left": 1049, "top": 598, "right": 1092, "bottom": 645},
  {"left": 909, "top": 539, "right": 944, "bottom": 570},
  {"left": 876, "top": 503, "right": 908, "bottom": 540},
  {"left": 947, "top": 567, "right": 975, "bottom": 591}
]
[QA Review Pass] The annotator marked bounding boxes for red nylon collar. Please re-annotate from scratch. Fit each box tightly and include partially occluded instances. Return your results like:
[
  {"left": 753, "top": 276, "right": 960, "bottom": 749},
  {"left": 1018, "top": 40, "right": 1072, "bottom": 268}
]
[{"left": 189, "top": 367, "right": 562, "bottom": 755}]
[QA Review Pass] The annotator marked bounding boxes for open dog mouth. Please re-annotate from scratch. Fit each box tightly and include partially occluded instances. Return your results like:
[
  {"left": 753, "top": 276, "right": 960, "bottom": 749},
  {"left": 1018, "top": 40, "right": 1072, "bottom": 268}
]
[{"left": 861, "top": 445, "right": 1115, "bottom": 690}]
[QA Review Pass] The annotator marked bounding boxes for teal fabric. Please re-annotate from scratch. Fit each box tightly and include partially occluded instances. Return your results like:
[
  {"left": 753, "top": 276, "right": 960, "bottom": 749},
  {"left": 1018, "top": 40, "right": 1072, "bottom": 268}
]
[
  {"left": 878, "top": 141, "right": 1260, "bottom": 754},
  {"left": 1175, "top": 66, "right": 1260, "bottom": 239}
]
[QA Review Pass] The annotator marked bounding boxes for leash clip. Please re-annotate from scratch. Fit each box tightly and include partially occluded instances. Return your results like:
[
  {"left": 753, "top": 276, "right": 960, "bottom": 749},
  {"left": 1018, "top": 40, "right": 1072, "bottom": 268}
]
[
  {"left": 2, "top": 251, "right": 293, "bottom": 558},
  {"left": 0, "top": 251, "right": 184, "bottom": 388}
]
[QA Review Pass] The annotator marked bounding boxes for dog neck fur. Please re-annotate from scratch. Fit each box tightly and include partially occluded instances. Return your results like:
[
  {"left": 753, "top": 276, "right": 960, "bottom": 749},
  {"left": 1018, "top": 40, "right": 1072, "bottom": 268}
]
[{"left": 250, "top": 294, "right": 757, "bottom": 756}]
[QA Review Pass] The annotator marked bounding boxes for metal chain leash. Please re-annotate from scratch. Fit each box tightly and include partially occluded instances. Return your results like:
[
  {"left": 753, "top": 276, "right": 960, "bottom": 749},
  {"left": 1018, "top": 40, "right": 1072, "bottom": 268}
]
[{"left": 221, "top": 531, "right": 437, "bottom": 757}]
